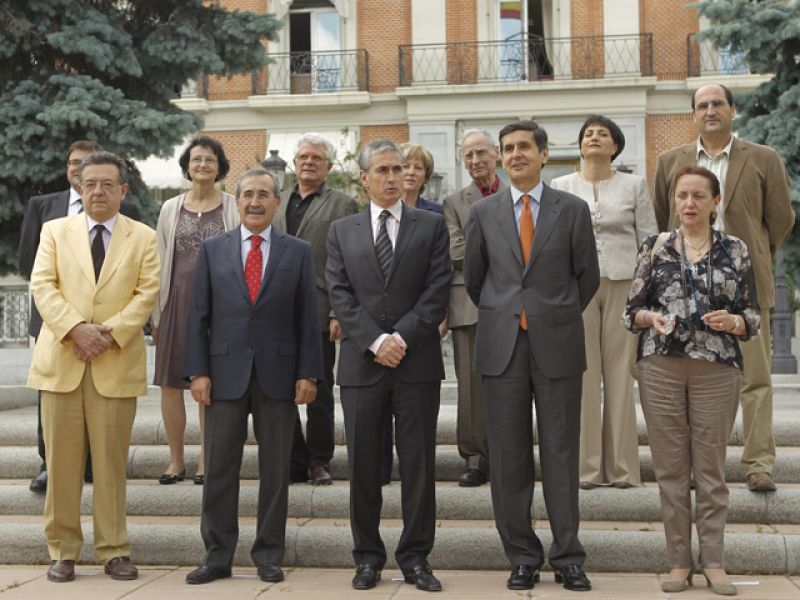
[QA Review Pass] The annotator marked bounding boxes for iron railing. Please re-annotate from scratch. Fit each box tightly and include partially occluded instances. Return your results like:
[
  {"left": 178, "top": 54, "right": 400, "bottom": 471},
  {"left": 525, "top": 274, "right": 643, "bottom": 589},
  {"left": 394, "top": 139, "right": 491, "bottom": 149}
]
[
  {"left": 254, "top": 49, "right": 368, "bottom": 95},
  {"left": 0, "top": 286, "right": 29, "bottom": 347},
  {"left": 687, "top": 34, "right": 749, "bottom": 78},
  {"left": 399, "top": 33, "right": 653, "bottom": 86}
]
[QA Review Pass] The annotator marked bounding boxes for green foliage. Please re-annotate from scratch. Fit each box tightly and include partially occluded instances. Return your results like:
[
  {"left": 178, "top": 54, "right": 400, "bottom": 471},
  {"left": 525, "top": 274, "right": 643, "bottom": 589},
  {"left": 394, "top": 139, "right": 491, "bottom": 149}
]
[
  {"left": 0, "top": 0, "right": 282, "bottom": 274},
  {"left": 695, "top": 0, "right": 800, "bottom": 283}
]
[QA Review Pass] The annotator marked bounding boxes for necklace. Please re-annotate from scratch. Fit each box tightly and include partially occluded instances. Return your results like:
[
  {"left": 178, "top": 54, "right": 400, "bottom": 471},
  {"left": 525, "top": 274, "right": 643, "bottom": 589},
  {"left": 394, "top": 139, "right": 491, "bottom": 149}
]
[{"left": 681, "top": 228, "right": 710, "bottom": 253}]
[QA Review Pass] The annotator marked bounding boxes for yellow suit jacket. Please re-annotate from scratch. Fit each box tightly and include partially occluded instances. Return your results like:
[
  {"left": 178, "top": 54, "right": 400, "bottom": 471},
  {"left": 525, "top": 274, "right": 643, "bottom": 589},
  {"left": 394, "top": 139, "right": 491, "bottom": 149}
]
[{"left": 27, "top": 214, "right": 160, "bottom": 397}]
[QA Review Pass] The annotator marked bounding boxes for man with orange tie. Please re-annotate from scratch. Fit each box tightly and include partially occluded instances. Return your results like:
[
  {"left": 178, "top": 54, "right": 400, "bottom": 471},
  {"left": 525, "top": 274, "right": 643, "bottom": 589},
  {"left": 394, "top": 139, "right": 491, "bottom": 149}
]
[
  {"left": 183, "top": 167, "right": 322, "bottom": 585},
  {"left": 463, "top": 121, "right": 599, "bottom": 592}
]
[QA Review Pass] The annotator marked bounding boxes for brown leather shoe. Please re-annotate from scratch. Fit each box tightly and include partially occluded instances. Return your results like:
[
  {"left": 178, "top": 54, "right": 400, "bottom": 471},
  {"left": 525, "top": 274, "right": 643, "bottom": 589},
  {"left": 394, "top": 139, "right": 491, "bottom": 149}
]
[
  {"left": 309, "top": 465, "right": 333, "bottom": 486},
  {"left": 104, "top": 556, "right": 138, "bottom": 580},
  {"left": 47, "top": 560, "right": 75, "bottom": 582},
  {"left": 746, "top": 472, "right": 777, "bottom": 492}
]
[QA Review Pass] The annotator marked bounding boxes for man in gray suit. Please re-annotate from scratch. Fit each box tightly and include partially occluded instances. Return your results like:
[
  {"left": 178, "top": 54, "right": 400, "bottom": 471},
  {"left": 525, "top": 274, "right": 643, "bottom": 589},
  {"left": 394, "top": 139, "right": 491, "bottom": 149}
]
[
  {"left": 326, "top": 140, "right": 451, "bottom": 592},
  {"left": 274, "top": 132, "right": 358, "bottom": 485},
  {"left": 464, "top": 121, "right": 599, "bottom": 592},
  {"left": 183, "top": 167, "right": 323, "bottom": 585},
  {"left": 443, "top": 129, "right": 507, "bottom": 487}
]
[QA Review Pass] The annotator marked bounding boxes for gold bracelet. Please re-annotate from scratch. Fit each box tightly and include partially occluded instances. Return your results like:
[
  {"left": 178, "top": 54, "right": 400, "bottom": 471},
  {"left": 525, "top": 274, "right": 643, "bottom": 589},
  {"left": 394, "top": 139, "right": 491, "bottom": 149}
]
[{"left": 729, "top": 315, "right": 738, "bottom": 333}]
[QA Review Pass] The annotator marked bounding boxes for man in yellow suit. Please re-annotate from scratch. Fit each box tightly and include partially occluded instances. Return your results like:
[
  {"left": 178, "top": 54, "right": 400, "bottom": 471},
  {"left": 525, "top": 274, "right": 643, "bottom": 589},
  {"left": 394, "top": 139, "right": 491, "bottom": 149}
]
[{"left": 27, "top": 151, "right": 159, "bottom": 583}]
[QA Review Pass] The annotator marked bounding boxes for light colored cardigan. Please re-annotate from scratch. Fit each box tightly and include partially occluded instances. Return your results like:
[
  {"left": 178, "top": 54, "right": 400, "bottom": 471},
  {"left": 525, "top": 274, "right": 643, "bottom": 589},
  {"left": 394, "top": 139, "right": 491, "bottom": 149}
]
[
  {"left": 550, "top": 171, "right": 657, "bottom": 280},
  {"left": 152, "top": 191, "right": 239, "bottom": 327}
]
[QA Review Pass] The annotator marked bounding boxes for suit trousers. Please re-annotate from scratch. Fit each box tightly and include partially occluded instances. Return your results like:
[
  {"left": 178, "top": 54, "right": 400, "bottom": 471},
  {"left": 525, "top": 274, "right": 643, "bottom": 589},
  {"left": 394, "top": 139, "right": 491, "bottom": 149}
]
[
  {"left": 739, "top": 308, "right": 775, "bottom": 475},
  {"left": 41, "top": 365, "right": 136, "bottom": 562},
  {"left": 483, "top": 330, "right": 586, "bottom": 568},
  {"left": 638, "top": 355, "right": 740, "bottom": 568},
  {"left": 201, "top": 372, "right": 295, "bottom": 568},
  {"left": 340, "top": 374, "right": 440, "bottom": 571},
  {"left": 452, "top": 324, "right": 489, "bottom": 474},
  {"left": 291, "top": 332, "right": 336, "bottom": 470},
  {"left": 580, "top": 278, "right": 640, "bottom": 485}
]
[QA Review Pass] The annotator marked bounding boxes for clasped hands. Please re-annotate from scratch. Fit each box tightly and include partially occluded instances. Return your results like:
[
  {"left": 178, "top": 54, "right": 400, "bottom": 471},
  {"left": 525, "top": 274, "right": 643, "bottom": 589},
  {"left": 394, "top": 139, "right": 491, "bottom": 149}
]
[
  {"left": 644, "top": 309, "right": 738, "bottom": 335},
  {"left": 374, "top": 335, "right": 406, "bottom": 368},
  {"left": 68, "top": 322, "right": 117, "bottom": 362}
]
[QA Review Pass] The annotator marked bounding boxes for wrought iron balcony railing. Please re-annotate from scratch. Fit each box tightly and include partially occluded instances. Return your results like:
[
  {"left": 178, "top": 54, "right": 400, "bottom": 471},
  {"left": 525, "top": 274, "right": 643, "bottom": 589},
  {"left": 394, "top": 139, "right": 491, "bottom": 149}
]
[
  {"left": 687, "top": 34, "right": 749, "bottom": 78},
  {"left": 0, "top": 286, "right": 29, "bottom": 347},
  {"left": 253, "top": 49, "right": 368, "bottom": 95},
  {"left": 399, "top": 33, "right": 653, "bottom": 87}
]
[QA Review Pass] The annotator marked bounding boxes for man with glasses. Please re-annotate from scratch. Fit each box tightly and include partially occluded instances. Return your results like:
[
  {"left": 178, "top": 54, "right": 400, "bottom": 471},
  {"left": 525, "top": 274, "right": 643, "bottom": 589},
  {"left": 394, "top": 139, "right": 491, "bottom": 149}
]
[
  {"left": 19, "top": 141, "right": 141, "bottom": 493},
  {"left": 654, "top": 83, "right": 794, "bottom": 492},
  {"left": 442, "top": 130, "right": 507, "bottom": 487},
  {"left": 274, "top": 133, "right": 358, "bottom": 486}
]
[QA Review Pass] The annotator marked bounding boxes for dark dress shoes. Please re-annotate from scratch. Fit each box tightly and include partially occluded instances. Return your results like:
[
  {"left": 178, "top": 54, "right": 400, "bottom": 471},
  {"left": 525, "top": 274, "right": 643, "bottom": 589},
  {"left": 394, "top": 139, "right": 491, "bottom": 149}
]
[
  {"left": 458, "top": 468, "right": 487, "bottom": 487},
  {"left": 309, "top": 465, "right": 333, "bottom": 486},
  {"left": 352, "top": 563, "right": 381, "bottom": 590},
  {"left": 104, "top": 556, "right": 138, "bottom": 580},
  {"left": 554, "top": 564, "right": 592, "bottom": 591},
  {"left": 47, "top": 560, "right": 75, "bottom": 582},
  {"left": 257, "top": 564, "right": 284, "bottom": 582},
  {"left": 158, "top": 469, "right": 186, "bottom": 485},
  {"left": 30, "top": 470, "right": 47, "bottom": 493},
  {"left": 507, "top": 565, "right": 540, "bottom": 590},
  {"left": 403, "top": 564, "right": 442, "bottom": 592},
  {"left": 185, "top": 565, "right": 232, "bottom": 585},
  {"left": 193, "top": 474, "right": 205, "bottom": 485}
]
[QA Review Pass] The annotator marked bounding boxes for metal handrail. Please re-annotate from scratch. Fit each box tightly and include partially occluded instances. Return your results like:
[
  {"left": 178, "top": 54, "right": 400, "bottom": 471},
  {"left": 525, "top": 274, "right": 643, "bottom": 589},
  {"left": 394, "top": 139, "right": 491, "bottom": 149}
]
[
  {"left": 254, "top": 48, "right": 369, "bottom": 95},
  {"left": 687, "top": 33, "right": 749, "bottom": 78}
]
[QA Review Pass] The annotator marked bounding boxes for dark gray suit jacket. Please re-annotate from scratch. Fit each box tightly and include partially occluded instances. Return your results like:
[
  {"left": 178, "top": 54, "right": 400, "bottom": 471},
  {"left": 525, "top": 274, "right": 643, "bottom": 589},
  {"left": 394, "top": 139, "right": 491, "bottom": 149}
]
[
  {"left": 274, "top": 185, "right": 358, "bottom": 329},
  {"left": 464, "top": 185, "right": 599, "bottom": 379},
  {"left": 184, "top": 226, "right": 323, "bottom": 401},
  {"left": 325, "top": 204, "right": 451, "bottom": 387},
  {"left": 18, "top": 189, "right": 141, "bottom": 337}
]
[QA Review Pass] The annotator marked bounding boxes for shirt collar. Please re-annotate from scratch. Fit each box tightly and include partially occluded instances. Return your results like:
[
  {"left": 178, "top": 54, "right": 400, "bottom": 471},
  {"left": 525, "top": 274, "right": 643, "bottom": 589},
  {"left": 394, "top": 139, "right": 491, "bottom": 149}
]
[
  {"left": 69, "top": 187, "right": 81, "bottom": 204},
  {"left": 509, "top": 181, "right": 544, "bottom": 205},
  {"left": 85, "top": 213, "right": 117, "bottom": 234},
  {"left": 475, "top": 176, "right": 500, "bottom": 197},
  {"left": 370, "top": 198, "right": 403, "bottom": 224},
  {"left": 696, "top": 136, "right": 734, "bottom": 160},
  {"left": 240, "top": 224, "right": 272, "bottom": 243}
]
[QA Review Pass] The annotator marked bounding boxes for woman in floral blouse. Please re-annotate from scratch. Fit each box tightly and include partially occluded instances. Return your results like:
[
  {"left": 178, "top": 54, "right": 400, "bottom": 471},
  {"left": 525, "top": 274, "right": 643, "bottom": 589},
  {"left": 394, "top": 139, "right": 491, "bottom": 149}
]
[{"left": 623, "top": 165, "right": 759, "bottom": 596}]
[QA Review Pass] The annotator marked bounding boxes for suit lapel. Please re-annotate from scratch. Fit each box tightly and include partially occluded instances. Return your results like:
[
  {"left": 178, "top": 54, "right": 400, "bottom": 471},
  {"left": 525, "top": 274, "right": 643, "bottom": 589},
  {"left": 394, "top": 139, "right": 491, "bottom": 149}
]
[
  {"left": 296, "top": 188, "right": 327, "bottom": 237},
  {"left": 724, "top": 138, "right": 749, "bottom": 207},
  {"left": 356, "top": 207, "right": 384, "bottom": 282},
  {"left": 492, "top": 190, "right": 524, "bottom": 268},
  {"left": 259, "top": 227, "right": 286, "bottom": 303},
  {"left": 527, "top": 185, "right": 562, "bottom": 273},
  {"left": 64, "top": 216, "right": 95, "bottom": 286},
  {"left": 96, "top": 216, "right": 131, "bottom": 290},
  {"left": 387, "top": 204, "right": 417, "bottom": 285},
  {"left": 57, "top": 190, "right": 70, "bottom": 217},
  {"left": 226, "top": 228, "right": 250, "bottom": 303}
]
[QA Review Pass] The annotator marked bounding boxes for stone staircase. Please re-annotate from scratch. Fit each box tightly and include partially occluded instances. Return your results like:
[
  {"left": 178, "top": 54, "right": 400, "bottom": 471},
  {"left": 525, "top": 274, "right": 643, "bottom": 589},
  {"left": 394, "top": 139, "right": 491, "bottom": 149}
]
[{"left": 1, "top": 380, "right": 799, "bottom": 574}]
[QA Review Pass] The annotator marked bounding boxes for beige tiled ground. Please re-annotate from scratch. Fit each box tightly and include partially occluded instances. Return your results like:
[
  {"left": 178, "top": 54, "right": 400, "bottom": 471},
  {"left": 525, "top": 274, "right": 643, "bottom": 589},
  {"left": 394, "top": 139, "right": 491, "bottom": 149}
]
[{"left": 0, "top": 567, "right": 798, "bottom": 599}]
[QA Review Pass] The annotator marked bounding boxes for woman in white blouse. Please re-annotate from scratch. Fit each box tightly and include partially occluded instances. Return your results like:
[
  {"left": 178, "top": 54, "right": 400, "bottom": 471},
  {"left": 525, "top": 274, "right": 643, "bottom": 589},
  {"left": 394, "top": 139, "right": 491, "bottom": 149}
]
[{"left": 551, "top": 115, "right": 657, "bottom": 489}]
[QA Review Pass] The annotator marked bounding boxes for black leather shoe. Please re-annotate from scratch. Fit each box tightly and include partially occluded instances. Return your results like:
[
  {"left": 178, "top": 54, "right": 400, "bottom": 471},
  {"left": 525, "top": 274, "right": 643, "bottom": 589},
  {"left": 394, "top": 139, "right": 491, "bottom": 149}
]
[
  {"left": 458, "top": 468, "right": 487, "bottom": 487},
  {"left": 30, "top": 470, "right": 47, "bottom": 493},
  {"left": 257, "top": 564, "right": 284, "bottom": 582},
  {"left": 185, "top": 565, "right": 232, "bottom": 585},
  {"left": 159, "top": 469, "right": 186, "bottom": 485},
  {"left": 352, "top": 564, "right": 381, "bottom": 590},
  {"left": 554, "top": 564, "right": 592, "bottom": 591},
  {"left": 403, "top": 564, "right": 442, "bottom": 592},
  {"left": 507, "top": 565, "right": 540, "bottom": 590}
]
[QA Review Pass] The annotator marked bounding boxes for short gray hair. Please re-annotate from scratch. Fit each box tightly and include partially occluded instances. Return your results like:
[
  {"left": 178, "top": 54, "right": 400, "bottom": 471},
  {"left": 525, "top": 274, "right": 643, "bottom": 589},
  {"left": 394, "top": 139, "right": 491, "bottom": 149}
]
[
  {"left": 294, "top": 133, "right": 336, "bottom": 163},
  {"left": 235, "top": 167, "right": 280, "bottom": 199},
  {"left": 459, "top": 129, "right": 496, "bottom": 153},
  {"left": 358, "top": 139, "right": 403, "bottom": 172},
  {"left": 76, "top": 151, "right": 130, "bottom": 184}
]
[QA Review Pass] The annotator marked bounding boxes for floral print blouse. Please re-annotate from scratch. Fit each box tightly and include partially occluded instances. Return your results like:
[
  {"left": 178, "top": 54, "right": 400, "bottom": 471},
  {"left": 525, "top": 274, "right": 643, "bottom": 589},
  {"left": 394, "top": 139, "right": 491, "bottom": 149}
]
[{"left": 623, "top": 229, "right": 760, "bottom": 370}]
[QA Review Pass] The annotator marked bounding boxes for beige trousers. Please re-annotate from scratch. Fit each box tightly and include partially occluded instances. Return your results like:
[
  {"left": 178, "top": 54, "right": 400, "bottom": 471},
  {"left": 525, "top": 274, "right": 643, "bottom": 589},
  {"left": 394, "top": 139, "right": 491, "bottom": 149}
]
[
  {"left": 41, "top": 365, "right": 136, "bottom": 562},
  {"left": 452, "top": 324, "right": 489, "bottom": 474},
  {"left": 740, "top": 308, "right": 774, "bottom": 475},
  {"left": 638, "top": 355, "right": 740, "bottom": 569},
  {"left": 580, "top": 277, "right": 640, "bottom": 485}
]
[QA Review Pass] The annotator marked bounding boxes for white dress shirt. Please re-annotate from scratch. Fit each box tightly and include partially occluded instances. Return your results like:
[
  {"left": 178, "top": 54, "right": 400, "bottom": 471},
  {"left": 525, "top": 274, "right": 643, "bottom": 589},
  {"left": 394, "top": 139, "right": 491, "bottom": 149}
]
[
  {"left": 240, "top": 225, "right": 271, "bottom": 280},
  {"left": 509, "top": 181, "right": 544, "bottom": 231},
  {"left": 696, "top": 136, "right": 734, "bottom": 232},
  {"left": 85, "top": 214, "right": 117, "bottom": 252},
  {"left": 68, "top": 188, "right": 83, "bottom": 216}
]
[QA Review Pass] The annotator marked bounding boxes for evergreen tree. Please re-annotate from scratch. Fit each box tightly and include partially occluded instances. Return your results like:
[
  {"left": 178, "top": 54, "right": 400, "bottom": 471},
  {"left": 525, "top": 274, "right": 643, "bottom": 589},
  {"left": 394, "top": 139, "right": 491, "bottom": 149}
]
[
  {"left": 0, "top": 0, "right": 281, "bottom": 274},
  {"left": 695, "top": 0, "right": 800, "bottom": 279}
]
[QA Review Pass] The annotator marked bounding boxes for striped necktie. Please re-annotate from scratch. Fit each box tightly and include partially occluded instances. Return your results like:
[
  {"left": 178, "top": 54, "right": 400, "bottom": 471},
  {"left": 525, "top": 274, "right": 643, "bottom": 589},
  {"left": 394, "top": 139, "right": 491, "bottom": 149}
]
[{"left": 375, "top": 209, "right": 393, "bottom": 280}]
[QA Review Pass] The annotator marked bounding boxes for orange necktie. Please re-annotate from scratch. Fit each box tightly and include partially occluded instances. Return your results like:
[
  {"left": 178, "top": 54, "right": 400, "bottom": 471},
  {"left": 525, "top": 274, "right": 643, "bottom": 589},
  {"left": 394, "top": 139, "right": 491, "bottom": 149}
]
[{"left": 519, "top": 194, "right": 535, "bottom": 330}]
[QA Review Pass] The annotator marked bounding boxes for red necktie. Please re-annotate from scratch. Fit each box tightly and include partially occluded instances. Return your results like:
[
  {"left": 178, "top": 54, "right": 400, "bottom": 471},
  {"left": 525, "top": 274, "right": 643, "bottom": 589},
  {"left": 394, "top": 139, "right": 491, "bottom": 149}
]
[
  {"left": 519, "top": 195, "right": 535, "bottom": 330},
  {"left": 244, "top": 234, "right": 263, "bottom": 304}
]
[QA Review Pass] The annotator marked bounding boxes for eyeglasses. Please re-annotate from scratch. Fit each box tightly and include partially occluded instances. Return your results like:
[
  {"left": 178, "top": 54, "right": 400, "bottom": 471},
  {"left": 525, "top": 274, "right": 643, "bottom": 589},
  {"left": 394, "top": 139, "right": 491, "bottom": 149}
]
[
  {"left": 463, "top": 148, "right": 492, "bottom": 161},
  {"left": 81, "top": 180, "right": 120, "bottom": 192},
  {"left": 67, "top": 160, "right": 83, "bottom": 167},
  {"left": 189, "top": 156, "right": 218, "bottom": 165}
]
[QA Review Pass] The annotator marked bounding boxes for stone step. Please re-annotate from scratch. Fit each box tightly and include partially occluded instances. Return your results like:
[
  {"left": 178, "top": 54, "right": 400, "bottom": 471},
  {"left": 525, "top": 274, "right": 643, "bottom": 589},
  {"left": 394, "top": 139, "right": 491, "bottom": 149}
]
[
  {"left": 3, "top": 444, "right": 800, "bottom": 483},
  {"left": 1, "top": 480, "right": 799, "bottom": 524},
  {"left": 2, "top": 401, "right": 800, "bottom": 448},
  {"left": 0, "top": 516, "right": 797, "bottom": 574}
]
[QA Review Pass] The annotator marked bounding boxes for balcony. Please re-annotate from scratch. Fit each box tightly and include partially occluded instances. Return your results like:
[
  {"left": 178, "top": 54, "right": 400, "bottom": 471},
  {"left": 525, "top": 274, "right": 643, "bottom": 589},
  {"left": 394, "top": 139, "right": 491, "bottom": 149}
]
[
  {"left": 253, "top": 49, "right": 369, "bottom": 95},
  {"left": 399, "top": 33, "right": 653, "bottom": 87},
  {"left": 687, "top": 34, "right": 749, "bottom": 78}
]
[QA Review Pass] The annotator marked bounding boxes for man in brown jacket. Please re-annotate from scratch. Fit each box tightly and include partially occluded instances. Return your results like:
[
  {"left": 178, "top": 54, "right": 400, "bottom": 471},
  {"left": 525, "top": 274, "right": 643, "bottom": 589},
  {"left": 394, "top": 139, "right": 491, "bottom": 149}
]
[{"left": 653, "top": 83, "right": 794, "bottom": 492}]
